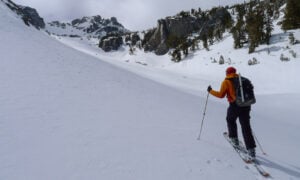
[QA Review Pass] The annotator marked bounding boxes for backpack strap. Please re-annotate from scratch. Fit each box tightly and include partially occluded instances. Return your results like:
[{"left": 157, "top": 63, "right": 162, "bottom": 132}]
[{"left": 237, "top": 73, "right": 245, "bottom": 102}]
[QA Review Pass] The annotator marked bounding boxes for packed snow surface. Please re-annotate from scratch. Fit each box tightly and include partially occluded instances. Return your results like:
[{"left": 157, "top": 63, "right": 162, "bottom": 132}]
[{"left": 1, "top": 2, "right": 300, "bottom": 180}]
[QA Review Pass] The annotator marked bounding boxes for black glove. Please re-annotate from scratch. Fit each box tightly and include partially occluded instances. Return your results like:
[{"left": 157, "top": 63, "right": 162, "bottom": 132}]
[{"left": 207, "top": 85, "right": 212, "bottom": 92}]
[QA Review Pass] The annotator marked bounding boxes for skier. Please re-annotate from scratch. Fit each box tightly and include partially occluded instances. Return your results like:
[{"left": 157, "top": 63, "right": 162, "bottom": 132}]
[{"left": 207, "top": 67, "right": 256, "bottom": 158}]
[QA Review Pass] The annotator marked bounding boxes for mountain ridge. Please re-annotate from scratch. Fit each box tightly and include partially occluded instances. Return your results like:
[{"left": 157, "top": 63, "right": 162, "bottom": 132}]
[
  {"left": 1, "top": 0, "right": 45, "bottom": 29},
  {"left": 2, "top": 0, "right": 299, "bottom": 62},
  {"left": 46, "top": 15, "right": 129, "bottom": 38}
]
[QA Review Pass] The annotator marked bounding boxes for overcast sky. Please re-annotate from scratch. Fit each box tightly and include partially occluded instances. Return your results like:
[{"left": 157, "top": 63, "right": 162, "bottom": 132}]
[{"left": 13, "top": 0, "right": 243, "bottom": 31}]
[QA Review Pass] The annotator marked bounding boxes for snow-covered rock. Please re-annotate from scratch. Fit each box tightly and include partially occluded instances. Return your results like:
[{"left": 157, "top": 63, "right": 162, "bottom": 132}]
[
  {"left": 46, "top": 15, "right": 129, "bottom": 39},
  {"left": 1, "top": 0, "right": 45, "bottom": 29}
]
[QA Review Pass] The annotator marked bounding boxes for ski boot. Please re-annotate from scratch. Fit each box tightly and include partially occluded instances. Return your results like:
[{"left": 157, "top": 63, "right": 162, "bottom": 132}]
[
  {"left": 247, "top": 148, "right": 256, "bottom": 161},
  {"left": 229, "top": 137, "right": 239, "bottom": 148}
]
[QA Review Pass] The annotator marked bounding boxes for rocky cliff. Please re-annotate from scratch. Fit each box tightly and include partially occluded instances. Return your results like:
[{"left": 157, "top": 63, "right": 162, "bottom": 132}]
[
  {"left": 47, "top": 15, "right": 129, "bottom": 39},
  {"left": 141, "top": 7, "right": 232, "bottom": 55},
  {"left": 2, "top": 0, "right": 45, "bottom": 29}
]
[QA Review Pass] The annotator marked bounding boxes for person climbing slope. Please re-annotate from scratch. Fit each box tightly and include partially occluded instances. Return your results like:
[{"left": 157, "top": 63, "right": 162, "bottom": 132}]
[{"left": 207, "top": 67, "right": 256, "bottom": 158}]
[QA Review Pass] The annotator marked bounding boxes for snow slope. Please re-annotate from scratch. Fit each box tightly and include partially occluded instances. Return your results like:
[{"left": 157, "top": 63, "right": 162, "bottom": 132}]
[
  {"left": 49, "top": 27, "right": 300, "bottom": 96},
  {"left": 1, "top": 1, "right": 300, "bottom": 180}
]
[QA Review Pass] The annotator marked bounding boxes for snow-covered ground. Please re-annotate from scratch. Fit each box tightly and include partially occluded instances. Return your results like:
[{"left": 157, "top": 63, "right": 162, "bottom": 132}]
[
  {"left": 50, "top": 22, "right": 300, "bottom": 96},
  {"left": 1, "top": 1, "right": 300, "bottom": 180}
]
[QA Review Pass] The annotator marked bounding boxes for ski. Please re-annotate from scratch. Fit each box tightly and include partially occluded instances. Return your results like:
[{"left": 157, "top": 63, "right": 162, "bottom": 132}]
[
  {"left": 251, "top": 159, "right": 270, "bottom": 177},
  {"left": 223, "top": 132, "right": 270, "bottom": 177},
  {"left": 223, "top": 132, "right": 251, "bottom": 163}
]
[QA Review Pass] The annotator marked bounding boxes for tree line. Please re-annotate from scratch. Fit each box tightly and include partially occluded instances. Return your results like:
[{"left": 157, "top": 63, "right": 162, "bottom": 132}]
[{"left": 169, "top": 0, "right": 300, "bottom": 62}]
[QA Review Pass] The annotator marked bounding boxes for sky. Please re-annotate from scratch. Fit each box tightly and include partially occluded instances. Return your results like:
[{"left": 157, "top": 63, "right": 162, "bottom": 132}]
[{"left": 13, "top": 0, "right": 243, "bottom": 31}]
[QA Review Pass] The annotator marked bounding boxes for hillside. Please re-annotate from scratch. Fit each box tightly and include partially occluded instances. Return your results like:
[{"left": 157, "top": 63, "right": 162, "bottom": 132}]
[
  {"left": 50, "top": 4, "right": 300, "bottom": 96},
  {"left": 1, "top": 1, "right": 300, "bottom": 180},
  {"left": 37, "top": 1, "right": 300, "bottom": 97}
]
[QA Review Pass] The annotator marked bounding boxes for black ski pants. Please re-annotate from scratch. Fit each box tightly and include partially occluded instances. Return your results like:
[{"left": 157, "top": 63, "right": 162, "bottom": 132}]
[{"left": 226, "top": 103, "right": 256, "bottom": 150}]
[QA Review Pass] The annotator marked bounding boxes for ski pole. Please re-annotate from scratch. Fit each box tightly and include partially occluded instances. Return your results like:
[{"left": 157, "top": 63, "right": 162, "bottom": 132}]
[
  {"left": 197, "top": 92, "right": 210, "bottom": 140},
  {"left": 253, "top": 131, "right": 267, "bottom": 155}
]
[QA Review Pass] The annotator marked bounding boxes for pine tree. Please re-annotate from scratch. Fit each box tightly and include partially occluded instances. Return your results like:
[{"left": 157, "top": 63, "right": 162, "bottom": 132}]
[
  {"left": 207, "top": 27, "right": 214, "bottom": 45},
  {"left": 264, "top": 6, "right": 274, "bottom": 45},
  {"left": 180, "top": 40, "right": 189, "bottom": 57},
  {"left": 246, "top": 5, "right": 265, "bottom": 53},
  {"left": 282, "top": 0, "right": 300, "bottom": 30},
  {"left": 231, "top": 4, "right": 247, "bottom": 49},
  {"left": 201, "top": 34, "right": 209, "bottom": 51},
  {"left": 264, "top": 18, "right": 273, "bottom": 45},
  {"left": 215, "top": 28, "right": 223, "bottom": 41},
  {"left": 191, "top": 9, "right": 196, "bottom": 16}
]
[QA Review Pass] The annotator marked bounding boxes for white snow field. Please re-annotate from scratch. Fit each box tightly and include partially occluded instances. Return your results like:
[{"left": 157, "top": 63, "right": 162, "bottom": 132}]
[{"left": 1, "top": 1, "right": 300, "bottom": 180}]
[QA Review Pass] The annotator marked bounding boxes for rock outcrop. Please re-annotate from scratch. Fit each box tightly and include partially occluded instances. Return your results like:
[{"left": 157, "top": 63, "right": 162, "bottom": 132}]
[
  {"left": 47, "top": 15, "right": 128, "bottom": 39},
  {"left": 99, "top": 33, "right": 123, "bottom": 52},
  {"left": 3, "top": 0, "right": 45, "bottom": 29},
  {"left": 142, "top": 7, "right": 232, "bottom": 55}
]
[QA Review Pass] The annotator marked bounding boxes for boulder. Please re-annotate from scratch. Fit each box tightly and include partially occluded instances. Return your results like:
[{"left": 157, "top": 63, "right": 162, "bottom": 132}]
[{"left": 99, "top": 34, "right": 123, "bottom": 52}]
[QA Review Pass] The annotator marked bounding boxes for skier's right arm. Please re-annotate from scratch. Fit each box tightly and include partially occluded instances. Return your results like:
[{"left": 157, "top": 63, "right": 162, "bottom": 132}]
[{"left": 209, "top": 80, "right": 228, "bottom": 98}]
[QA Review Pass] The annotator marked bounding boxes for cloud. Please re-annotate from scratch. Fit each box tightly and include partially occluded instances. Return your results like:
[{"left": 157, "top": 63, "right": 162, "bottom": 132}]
[{"left": 60, "top": 0, "right": 90, "bottom": 18}]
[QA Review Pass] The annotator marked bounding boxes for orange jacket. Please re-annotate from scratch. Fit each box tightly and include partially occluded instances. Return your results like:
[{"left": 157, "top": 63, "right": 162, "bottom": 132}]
[{"left": 209, "top": 73, "right": 238, "bottom": 103}]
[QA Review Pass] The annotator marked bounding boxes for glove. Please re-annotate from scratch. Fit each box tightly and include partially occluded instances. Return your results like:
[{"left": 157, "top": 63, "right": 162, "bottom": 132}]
[{"left": 207, "top": 85, "right": 212, "bottom": 92}]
